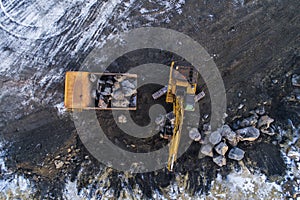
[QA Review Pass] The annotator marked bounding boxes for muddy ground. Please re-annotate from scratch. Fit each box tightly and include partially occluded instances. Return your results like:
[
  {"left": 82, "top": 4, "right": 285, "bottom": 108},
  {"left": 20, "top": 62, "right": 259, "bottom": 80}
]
[{"left": 0, "top": 0, "right": 300, "bottom": 199}]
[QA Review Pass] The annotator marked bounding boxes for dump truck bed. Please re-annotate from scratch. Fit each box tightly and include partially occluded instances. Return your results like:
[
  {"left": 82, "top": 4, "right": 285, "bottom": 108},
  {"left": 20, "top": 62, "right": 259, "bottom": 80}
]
[{"left": 64, "top": 71, "right": 137, "bottom": 110}]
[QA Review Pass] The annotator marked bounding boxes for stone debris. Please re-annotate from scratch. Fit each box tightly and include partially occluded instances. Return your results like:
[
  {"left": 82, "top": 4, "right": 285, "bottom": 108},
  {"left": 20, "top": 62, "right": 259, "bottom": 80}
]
[
  {"left": 98, "top": 99, "right": 107, "bottom": 108},
  {"left": 200, "top": 144, "right": 213, "bottom": 157},
  {"left": 214, "top": 142, "right": 228, "bottom": 155},
  {"left": 54, "top": 160, "right": 64, "bottom": 169},
  {"left": 155, "top": 114, "right": 166, "bottom": 126},
  {"left": 118, "top": 114, "right": 127, "bottom": 123},
  {"left": 189, "top": 128, "right": 201, "bottom": 141},
  {"left": 261, "top": 127, "right": 276, "bottom": 136},
  {"left": 255, "top": 106, "right": 265, "bottom": 115},
  {"left": 209, "top": 130, "right": 222, "bottom": 145},
  {"left": 89, "top": 73, "right": 97, "bottom": 82},
  {"left": 114, "top": 75, "right": 126, "bottom": 82},
  {"left": 203, "top": 123, "right": 211, "bottom": 135},
  {"left": 220, "top": 125, "right": 238, "bottom": 146},
  {"left": 111, "top": 99, "right": 130, "bottom": 107},
  {"left": 236, "top": 127, "right": 260, "bottom": 141},
  {"left": 228, "top": 147, "right": 245, "bottom": 161},
  {"left": 292, "top": 74, "right": 300, "bottom": 87},
  {"left": 213, "top": 155, "right": 226, "bottom": 167},
  {"left": 111, "top": 89, "right": 125, "bottom": 100},
  {"left": 240, "top": 114, "right": 258, "bottom": 127},
  {"left": 287, "top": 150, "right": 300, "bottom": 161},
  {"left": 121, "top": 80, "right": 135, "bottom": 89},
  {"left": 258, "top": 115, "right": 274, "bottom": 129},
  {"left": 122, "top": 87, "right": 136, "bottom": 97}
]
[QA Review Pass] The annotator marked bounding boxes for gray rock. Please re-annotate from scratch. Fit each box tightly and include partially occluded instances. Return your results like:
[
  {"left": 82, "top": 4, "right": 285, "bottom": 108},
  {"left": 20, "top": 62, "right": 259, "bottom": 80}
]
[
  {"left": 200, "top": 144, "right": 213, "bottom": 157},
  {"left": 209, "top": 130, "right": 222, "bottom": 145},
  {"left": 112, "top": 89, "right": 124, "bottom": 100},
  {"left": 106, "top": 80, "right": 114, "bottom": 85},
  {"left": 261, "top": 127, "right": 276, "bottom": 136},
  {"left": 236, "top": 127, "right": 260, "bottom": 141},
  {"left": 214, "top": 142, "right": 228, "bottom": 155},
  {"left": 54, "top": 160, "right": 64, "bottom": 169},
  {"left": 112, "top": 99, "right": 130, "bottom": 107},
  {"left": 258, "top": 115, "right": 274, "bottom": 129},
  {"left": 114, "top": 75, "right": 126, "bottom": 82},
  {"left": 213, "top": 155, "right": 226, "bottom": 167},
  {"left": 122, "top": 87, "right": 136, "bottom": 97},
  {"left": 228, "top": 147, "right": 245, "bottom": 161},
  {"left": 292, "top": 74, "right": 300, "bottom": 87},
  {"left": 240, "top": 115, "right": 258, "bottom": 127},
  {"left": 121, "top": 80, "right": 135, "bottom": 89},
  {"left": 118, "top": 114, "right": 127, "bottom": 123},
  {"left": 89, "top": 73, "right": 97, "bottom": 82},
  {"left": 189, "top": 128, "right": 201, "bottom": 141},
  {"left": 155, "top": 115, "right": 165, "bottom": 126},
  {"left": 220, "top": 125, "right": 238, "bottom": 146},
  {"left": 255, "top": 106, "right": 265, "bottom": 115}
]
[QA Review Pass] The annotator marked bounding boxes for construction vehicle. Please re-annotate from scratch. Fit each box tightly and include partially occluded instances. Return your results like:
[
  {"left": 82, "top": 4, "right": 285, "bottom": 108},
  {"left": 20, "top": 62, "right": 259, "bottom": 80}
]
[
  {"left": 166, "top": 61, "right": 198, "bottom": 171},
  {"left": 64, "top": 71, "right": 137, "bottom": 111},
  {"left": 65, "top": 62, "right": 199, "bottom": 172}
]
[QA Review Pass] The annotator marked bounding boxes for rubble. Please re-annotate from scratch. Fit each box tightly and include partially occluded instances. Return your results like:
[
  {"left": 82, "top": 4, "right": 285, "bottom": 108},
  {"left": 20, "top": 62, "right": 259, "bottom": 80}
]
[
  {"left": 220, "top": 125, "right": 238, "bottom": 146},
  {"left": 213, "top": 155, "right": 226, "bottom": 167},
  {"left": 155, "top": 115, "right": 166, "bottom": 126},
  {"left": 236, "top": 127, "right": 260, "bottom": 141},
  {"left": 209, "top": 130, "right": 222, "bottom": 145},
  {"left": 89, "top": 73, "right": 97, "bottom": 82},
  {"left": 121, "top": 80, "right": 135, "bottom": 89},
  {"left": 111, "top": 90, "right": 125, "bottom": 100},
  {"left": 122, "top": 87, "right": 136, "bottom": 97},
  {"left": 214, "top": 142, "right": 228, "bottom": 155},
  {"left": 228, "top": 147, "right": 245, "bottom": 161},
  {"left": 255, "top": 106, "right": 265, "bottom": 115},
  {"left": 114, "top": 99, "right": 130, "bottom": 107},
  {"left": 258, "top": 115, "right": 274, "bottom": 129},
  {"left": 200, "top": 144, "right": 213, "bottom": 157},
  {"left": 54, "top": 160, "right": 64, "bottom": 169},
  {"left": 292, "top": 74, "right": 300, "bottom": 87},
  {"left": 189, "top": 128, "right": 201, "bottom": 141},
  {"left": 240, "top": 114, "right": 258, "bottom": 127},
  {"left": 118, "top": 114, "right": 127, "bottom": 123}
]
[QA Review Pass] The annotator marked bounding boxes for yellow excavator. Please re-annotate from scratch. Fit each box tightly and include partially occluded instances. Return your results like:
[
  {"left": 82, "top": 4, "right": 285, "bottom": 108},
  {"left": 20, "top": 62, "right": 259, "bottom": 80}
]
[{"left": 166, "top": 62, "right": 198, "bottom": 171}]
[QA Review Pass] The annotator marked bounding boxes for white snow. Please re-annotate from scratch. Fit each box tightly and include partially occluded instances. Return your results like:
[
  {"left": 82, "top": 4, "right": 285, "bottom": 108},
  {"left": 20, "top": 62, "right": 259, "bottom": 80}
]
[{"left": 0, "top": 142, "right": 35, "bottom": 199}]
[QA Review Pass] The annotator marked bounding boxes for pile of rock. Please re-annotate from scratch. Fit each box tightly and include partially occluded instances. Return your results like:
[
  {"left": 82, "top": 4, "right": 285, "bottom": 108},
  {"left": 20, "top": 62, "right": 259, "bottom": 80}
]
[
  {"left": 197, "top": 109, "right": 276, "bottom": 167},
  {"left": 91, "top": 74, "right": 137, "bottom": 109}
]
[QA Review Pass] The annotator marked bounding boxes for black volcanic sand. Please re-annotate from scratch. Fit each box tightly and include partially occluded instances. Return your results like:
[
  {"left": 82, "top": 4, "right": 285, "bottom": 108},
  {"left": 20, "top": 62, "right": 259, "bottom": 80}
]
[{"left": 1, "top": 0, "right": 300, "bottom": 199}]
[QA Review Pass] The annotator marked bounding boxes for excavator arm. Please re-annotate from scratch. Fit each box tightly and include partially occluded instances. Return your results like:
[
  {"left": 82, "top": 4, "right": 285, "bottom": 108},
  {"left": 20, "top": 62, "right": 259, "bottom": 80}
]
[{"left": 167, "top": 96, "right": 184, "bottom": 171}]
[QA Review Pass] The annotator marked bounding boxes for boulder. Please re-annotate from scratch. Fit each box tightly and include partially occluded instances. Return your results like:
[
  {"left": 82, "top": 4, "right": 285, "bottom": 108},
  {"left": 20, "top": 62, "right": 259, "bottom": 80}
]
[
  {"left": 112, "top": 89, "right": 124, "bottom": 100},
  {"left": 220, "top": 125, "right": 238, "bottom": 146},
  {"left": 209, "top": 130, "right": 222, "bottom": 145},
  {"left": 121, "top": 80, "right": 135, "bottom": 89},
  {"left": 228, "top": 147, "right": 245, "bottom": 161},
  {"left": 258, "top": 115, "right": 274, "bottom": 129},
  {"left": 200, "top": 144, "right": 213, "bottom": 157},
  {"left": 213, "top": 155, "right": 226, "bottom": 167},
  {"left": 236, "top": 127, "right": 260, "bottom": 141},
  {"left": 189, "top": 128, "right": 201, "bottom": 141},
  {"left": 292, "top": 74, "right": 300, "bottom": 87},
  {"left": 240, "top": 115, "right": 258, "bottom": 127},
  {"left": 214, "top": 142, "right": 228, "bottom": 155}
]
